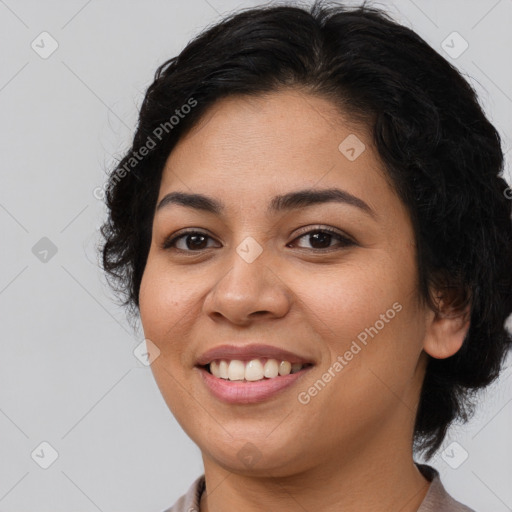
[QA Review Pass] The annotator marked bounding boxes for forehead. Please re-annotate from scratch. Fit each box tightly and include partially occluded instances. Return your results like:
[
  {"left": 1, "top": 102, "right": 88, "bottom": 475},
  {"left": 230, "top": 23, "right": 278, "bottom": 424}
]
[{"left": 158, "top": 89, "right": 392, "bottom": 215}]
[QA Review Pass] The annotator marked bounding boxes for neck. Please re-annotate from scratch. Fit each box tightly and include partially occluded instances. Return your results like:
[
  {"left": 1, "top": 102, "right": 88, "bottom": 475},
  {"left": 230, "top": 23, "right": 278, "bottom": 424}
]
[{"left": 199, "top": 430, "right": 430, "bottom": 512}]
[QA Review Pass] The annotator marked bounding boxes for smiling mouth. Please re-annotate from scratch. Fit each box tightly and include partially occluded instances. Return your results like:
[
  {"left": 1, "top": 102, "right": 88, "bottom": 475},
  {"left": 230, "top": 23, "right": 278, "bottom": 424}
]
[{"left": 200, "top": 358, "right": 314, "bottom": 382}]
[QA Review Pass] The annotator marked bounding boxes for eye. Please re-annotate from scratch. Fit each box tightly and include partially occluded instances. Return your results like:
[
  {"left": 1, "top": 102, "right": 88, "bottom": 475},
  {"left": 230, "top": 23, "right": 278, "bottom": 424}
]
[
  {"left": 162, "top": 230, "right": 219, "bottom": 252},
  {"left": 161, "top": 227, "right": 355, "bottom": 253},
  {"left": 288, "top": 227, "right": 355, "bottom": 251}
]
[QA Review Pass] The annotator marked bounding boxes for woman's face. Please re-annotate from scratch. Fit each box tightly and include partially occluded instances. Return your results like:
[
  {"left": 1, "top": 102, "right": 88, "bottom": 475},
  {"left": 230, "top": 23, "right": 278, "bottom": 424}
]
[{"left": 139, "top": 89, "right": 431, "bottom": 476}]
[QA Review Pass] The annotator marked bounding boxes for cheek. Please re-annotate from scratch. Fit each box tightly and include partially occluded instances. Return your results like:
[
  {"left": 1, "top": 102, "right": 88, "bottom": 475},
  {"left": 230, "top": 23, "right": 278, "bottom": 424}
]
[
  {"left": 138, "top": 258, "right": 202, "bottom": 421},
  {"left": 139, "top": 269, "right": 170, "bottom": 340},
  {"left": 138, "top": 257, "right": 198, "bottom": 360},
  {"left": 293, "top": 251, "right": 413, "bottom": 341},
  {"left": 294, "top": 248, "right": 424, "bottom": 390}
]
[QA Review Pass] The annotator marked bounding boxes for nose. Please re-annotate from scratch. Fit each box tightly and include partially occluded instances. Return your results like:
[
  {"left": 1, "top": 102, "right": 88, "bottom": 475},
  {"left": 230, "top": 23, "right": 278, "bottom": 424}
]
[{"left": 202, "top": 245, "right": 292, "bottom": 326}]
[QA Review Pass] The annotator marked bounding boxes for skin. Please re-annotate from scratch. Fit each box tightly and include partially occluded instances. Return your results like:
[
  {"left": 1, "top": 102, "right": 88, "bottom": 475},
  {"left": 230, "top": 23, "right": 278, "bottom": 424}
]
[{"left": 138, "top": 89, "right": 470, "bottom": 512}]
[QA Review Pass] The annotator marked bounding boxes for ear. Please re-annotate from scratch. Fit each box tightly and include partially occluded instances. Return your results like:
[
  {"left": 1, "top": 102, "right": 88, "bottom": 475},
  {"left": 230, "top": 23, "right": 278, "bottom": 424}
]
[{"left": 423, "top": 291, "right": 471, "bottom": 359}]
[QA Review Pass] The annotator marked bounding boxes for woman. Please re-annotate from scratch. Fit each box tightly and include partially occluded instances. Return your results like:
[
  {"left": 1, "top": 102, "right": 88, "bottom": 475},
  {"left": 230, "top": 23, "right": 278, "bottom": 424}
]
[{"left": 99, "top": 1, "right": 512, "bottom": 511}]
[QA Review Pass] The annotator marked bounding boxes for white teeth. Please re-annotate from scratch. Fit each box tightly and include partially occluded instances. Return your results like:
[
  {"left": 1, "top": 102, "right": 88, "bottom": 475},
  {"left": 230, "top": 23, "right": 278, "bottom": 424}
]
[
  {"left": 227, "top": 360, "right": 245, "bottom": 380},
  {"left": 210, "top": 360, "right": 219, "bottom": 376},
  {"left": 245, "top": 360, "right": 264, "bottom": 381},
  {"left": 219, "top": 360, "right": 229, "bottom": 379},
  {"left": 263, "top": 359, "right": 279, "bottom": 378},
  {"left": 208, "top": 358, "right": 307, "bottom": 381},
  {"left": 278, "top": 361, "right": 291, "bottom": 376}
]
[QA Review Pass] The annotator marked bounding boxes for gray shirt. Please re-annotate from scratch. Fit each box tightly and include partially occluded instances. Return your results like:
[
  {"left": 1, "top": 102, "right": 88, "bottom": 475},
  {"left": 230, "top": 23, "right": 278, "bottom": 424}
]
[{"left": 161, "top": 464, "right": 476, "bottom": 512}]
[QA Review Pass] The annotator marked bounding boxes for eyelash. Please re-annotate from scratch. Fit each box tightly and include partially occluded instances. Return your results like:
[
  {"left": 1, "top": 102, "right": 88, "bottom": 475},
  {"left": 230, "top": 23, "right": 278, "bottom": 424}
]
[{"left": 161, "top": 226, "right": 355, "bottom": 253}]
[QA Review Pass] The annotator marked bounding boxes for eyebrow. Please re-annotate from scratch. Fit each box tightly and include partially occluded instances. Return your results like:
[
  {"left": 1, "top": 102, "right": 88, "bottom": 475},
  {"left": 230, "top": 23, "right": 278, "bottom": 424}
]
[{"left": 155, "top": 188, "right": 376, "bottom": 218}]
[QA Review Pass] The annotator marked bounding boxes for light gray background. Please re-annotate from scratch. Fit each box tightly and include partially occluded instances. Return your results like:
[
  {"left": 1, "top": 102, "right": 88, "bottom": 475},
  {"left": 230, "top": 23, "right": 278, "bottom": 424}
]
[{"left": 0, "top": 0, "right": 511, "bottom": 510}]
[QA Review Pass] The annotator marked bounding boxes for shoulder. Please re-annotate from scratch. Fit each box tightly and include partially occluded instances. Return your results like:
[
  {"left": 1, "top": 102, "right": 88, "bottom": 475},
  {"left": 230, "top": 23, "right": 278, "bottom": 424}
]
[
  {"left": 160, "top": 474, "right": 205, "bottom": 512},
  {"left": 416, "top": 464, "right": 477, "bottom": 512}
]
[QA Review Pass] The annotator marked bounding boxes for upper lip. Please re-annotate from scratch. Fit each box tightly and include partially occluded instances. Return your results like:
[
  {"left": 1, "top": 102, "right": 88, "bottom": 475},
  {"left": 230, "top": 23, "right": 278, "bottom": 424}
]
[{"left": 196, "top": 344, "right": 315, "bottom": 366}]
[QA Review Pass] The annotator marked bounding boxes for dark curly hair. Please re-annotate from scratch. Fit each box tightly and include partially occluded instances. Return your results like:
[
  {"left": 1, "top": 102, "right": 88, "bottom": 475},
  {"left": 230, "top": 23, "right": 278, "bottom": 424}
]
[{"left": 98, "top": 0, "right": 512, "bottom": 458}]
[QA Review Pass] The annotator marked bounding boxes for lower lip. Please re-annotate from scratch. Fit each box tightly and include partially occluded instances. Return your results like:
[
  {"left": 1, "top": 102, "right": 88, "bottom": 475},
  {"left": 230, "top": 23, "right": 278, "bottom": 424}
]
[{"left": 197, "top": 366, "right": 313, "bottom": 404}]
